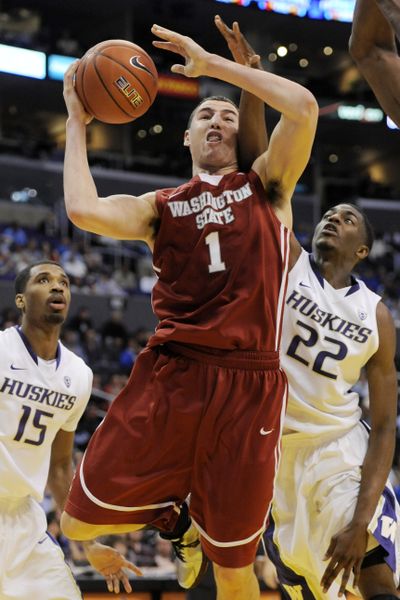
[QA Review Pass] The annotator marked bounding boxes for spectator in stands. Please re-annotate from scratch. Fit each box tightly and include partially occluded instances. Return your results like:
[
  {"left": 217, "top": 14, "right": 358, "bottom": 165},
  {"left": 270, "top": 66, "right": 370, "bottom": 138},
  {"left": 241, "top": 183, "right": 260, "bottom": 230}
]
[
  {"left": 68, "top": 306, "right": 94, "bottom": 341},
  {"left": 114, "top": 261, "right": 137, "bottom": 292}
]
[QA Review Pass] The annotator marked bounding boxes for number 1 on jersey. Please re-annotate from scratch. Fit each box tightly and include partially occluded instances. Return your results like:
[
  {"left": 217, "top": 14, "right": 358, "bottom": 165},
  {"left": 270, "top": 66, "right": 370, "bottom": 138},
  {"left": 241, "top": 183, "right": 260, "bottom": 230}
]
[{"left": 205, "top": 231, "right": 226, "bottom": 273}]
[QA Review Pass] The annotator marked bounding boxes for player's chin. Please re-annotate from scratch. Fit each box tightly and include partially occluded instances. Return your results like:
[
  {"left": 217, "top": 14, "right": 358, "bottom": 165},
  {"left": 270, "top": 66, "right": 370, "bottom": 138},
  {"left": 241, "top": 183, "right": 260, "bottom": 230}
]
[{"left": 45, "top": 312, "right": 66, "bottom": 325}]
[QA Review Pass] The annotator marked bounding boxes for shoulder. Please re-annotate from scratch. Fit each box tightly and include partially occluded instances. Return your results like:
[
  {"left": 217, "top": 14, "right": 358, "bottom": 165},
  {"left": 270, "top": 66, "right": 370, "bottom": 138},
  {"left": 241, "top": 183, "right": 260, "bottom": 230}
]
[
  {"left": 375, "top": 300, "right": 395, "bottom": 331},
  {"left": 60, "top": 343, "right": 93, "bottom": 380},
  {"left": 0, "top": 326, "right": 18, "bottom": 347}
]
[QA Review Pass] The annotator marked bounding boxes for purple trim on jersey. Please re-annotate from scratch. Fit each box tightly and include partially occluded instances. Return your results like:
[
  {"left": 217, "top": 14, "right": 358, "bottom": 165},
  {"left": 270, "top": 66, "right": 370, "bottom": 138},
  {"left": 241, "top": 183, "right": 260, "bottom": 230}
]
[
  {"left": 369, "top": 485, "right": 398, "bottom": 572},
  {"left": 309, "top": 255, "right": 360, "bottom": 296},
  {"left": 16, "top": 326, "right": 61, "bottom": 369},
  {"left": 344, "top": 276, "right": 360, "bottom": 297},
  {"left": 308, "top": 255, "right": 325, "bottom": 288},
  {"left": 264, "top": 520, "right": 317, "bottom": 599}
]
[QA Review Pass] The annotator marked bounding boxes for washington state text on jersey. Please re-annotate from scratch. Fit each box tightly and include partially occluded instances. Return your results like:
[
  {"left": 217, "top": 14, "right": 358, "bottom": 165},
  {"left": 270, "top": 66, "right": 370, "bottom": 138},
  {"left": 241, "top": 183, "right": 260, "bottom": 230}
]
[
  {"left": 0, "top": 377, "right": 77, "bottom": 410},
  {"left": 168, "top": 182, "right": 252, "bottom": 229},
  {"left": 286, "top": 288, "right": 373, "bottom": 343}
]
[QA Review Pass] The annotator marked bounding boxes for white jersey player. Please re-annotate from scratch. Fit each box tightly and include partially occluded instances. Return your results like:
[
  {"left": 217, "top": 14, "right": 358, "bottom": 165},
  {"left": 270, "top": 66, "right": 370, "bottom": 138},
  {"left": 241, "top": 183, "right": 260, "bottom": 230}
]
[
  {"left": 266, "top": 204, "right": 399, "bottom": 600},
  {"left": 0, "top": 261, "right": 139, "bottom": 599}
]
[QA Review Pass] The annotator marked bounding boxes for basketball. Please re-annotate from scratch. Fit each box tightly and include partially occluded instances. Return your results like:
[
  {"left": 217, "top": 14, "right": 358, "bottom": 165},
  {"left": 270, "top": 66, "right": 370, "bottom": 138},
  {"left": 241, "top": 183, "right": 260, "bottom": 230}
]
[{"left": 75, "top": 39, "right": 158, "bottom": 124}]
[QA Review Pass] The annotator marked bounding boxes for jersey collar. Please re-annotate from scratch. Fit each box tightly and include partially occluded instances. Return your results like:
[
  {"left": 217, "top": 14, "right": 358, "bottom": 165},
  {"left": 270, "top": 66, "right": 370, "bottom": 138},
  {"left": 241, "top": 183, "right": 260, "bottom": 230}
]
[
  {"left": 309, "top": 254, "right": 360, "bottom": 297},
  {"left": 16, "top": 326, "right": 61, "bottom": 369}
]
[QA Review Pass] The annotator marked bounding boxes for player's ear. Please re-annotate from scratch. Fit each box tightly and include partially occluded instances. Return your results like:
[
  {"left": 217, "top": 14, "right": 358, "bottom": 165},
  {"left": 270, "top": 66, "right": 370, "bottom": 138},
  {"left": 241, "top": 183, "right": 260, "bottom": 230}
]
[
  {"left": 183, "top": 129, "right": 190, "bottom": 147},
  {"left": 356, "top": 244, "right": 369, "bottom": 261},
  {"left": 15, "top": 294, "right": 25, "bottom": 311}
]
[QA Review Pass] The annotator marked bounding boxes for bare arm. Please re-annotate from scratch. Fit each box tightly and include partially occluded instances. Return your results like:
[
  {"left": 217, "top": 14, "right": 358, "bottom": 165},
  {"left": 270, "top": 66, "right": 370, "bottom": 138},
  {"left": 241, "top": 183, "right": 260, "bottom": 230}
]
[
  {"left": 63, "top": 63, "right": 158, "bottom": 244},
  {"left": 47, "top": 429, "right": 75, "bottom": 511},
  {"left": 215, "top": 15, "right": 268, "bottom": 170},
  {"left": 152, "top": 24, "right": 318, "bottom": 229},
  {"left": 349, "top": 0, "right": 400, "bottom": 127},
  {"left": 321, "top": 301, "right": 398, "bottom": 596}
]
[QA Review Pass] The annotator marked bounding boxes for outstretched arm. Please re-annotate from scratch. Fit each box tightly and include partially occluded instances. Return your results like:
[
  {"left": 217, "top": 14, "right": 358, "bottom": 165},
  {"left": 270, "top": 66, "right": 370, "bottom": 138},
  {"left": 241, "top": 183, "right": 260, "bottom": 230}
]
[
  {"left": 349, "top": 0, "right": 400, "bottom": 126},
  {"left": 152, "top": 24, "right": 318, "bottom": 229},
  {"left": 321, "top": 302, "right": 397, "bottom": 596},
  {"left": 215, "top": 15, "right": 268, "bottom": 170},
  {"left": 63, "top": 62, "right": 158, "bottom": 244}
]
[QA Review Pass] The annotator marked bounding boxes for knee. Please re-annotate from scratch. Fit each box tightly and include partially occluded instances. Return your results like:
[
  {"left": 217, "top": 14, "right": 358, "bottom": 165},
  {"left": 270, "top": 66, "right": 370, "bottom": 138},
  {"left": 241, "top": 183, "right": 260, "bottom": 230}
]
[
  {"left": 60, "top": 511, "right": 96, "bottom": 540},
  {"left": 213, "top": 563, "right": 255, "bottom": 592}
]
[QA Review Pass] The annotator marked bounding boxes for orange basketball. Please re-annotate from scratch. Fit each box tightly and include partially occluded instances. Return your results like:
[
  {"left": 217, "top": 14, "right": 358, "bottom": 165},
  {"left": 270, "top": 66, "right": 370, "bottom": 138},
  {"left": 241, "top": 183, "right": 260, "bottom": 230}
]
[{"left": 75, "top": 39, "right": 158, "bottom": 124}]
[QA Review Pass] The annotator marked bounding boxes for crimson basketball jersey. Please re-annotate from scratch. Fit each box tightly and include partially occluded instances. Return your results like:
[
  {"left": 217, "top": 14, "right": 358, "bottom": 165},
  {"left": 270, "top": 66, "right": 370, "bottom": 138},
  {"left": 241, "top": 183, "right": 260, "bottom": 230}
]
[{"left": 149, "top": 170, "right": 290, "bottom": 351}]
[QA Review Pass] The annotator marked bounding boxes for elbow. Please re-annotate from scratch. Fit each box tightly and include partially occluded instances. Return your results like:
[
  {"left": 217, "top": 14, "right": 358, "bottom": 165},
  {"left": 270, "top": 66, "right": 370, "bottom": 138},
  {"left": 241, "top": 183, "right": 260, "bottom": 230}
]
[
  {"left": 299, "top": 93, "right": 319, "bottom": 125},
  {"left": 65, "top": 201, "right": 92, "bottom": 231}
]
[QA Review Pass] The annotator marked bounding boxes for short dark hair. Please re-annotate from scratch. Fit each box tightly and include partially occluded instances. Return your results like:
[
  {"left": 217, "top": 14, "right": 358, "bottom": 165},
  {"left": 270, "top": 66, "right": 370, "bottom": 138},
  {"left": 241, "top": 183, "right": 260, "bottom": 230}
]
[
  {"left": 340, "top": 203, "right": 375, "bottom": 251},
  {"left": 187, "top": 95, "right": 239, "bottom": 128},
  {"left": 15, "top": 260, "right": 64, "bottom": 294}
]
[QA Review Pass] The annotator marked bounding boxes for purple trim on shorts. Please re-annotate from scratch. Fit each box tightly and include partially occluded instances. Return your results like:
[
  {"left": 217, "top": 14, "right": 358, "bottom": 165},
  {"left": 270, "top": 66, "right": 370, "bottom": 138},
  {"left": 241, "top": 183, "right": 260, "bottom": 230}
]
[
  {"left": 264, "top": 519, "right": 317, "bottom": 600},
  {"left": 369, "top": 486, "right": 398, "bottom": 573}
]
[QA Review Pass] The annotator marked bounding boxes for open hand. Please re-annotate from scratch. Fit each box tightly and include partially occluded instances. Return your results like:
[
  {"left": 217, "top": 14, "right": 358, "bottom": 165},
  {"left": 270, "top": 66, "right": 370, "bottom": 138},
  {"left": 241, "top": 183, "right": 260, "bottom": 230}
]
[
  {"left": 321, "top": 523, "right": 368, "bottom": 596},
  {"left": 214, "top": 15, "right": 261, "bottom": 69},
  {"left": 152, "top": 24, "right": 209, "bottom": 78},
  {"left": 83, "top": 540, "right": 143, "bottom": 594}
]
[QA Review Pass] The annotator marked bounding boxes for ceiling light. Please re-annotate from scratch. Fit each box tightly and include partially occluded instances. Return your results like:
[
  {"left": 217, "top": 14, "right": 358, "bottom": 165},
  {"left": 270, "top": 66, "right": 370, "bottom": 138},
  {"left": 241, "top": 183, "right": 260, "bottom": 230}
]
[
  {"left": 277, "top": 46, "right": 288, "bottom": 57},
  {"left": 323, "top": 46, "right": 333, "bottom": 56},
  {"left": 299, "top": 58, "right": 309, "bottom": 68},
  {"left": 289, "top": 43, "right": 298, "bottom": 52},
  {"left": 268, "top": 52, "right": 277, "bottom": 62},
  {"left": 329, "top": 154, "right": 338, "bottom": 163}
]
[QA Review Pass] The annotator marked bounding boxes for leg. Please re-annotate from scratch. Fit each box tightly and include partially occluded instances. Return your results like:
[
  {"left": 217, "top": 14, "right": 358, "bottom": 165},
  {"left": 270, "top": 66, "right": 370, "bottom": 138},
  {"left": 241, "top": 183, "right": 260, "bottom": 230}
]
[
  {"left": 60, "top": 511, "right": 144, "bottom": 540},
  {"left": 358, "top": 562, "right": 399, "bottom": 599},
  {"left": 349, "top": 0, "right": 400, "bottom": 126},
  {"left": 213, "top": 563, "right": 260, "bottom": 600}
]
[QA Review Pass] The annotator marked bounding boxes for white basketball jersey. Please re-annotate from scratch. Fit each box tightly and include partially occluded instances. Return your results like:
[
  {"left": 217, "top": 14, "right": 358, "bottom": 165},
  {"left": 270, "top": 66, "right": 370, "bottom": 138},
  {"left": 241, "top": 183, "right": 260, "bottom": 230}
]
[
  {"left": 0, "top": 326, "right": 92, "bottom": 501},
  {"left": 281, "top": 249, "right": 380, "bottom": 439}
]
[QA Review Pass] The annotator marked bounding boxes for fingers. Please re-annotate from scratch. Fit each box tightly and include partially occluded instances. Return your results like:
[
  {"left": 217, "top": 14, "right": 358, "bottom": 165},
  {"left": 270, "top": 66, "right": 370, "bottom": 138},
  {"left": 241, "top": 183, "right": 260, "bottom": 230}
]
[
  {"left": 123, "top": 559, "right": 143, "bottom": 577},
  {"left": 321, "top": 557, "right": 352, "bottom": 595},
  {"left": 152, "top": 23, "right": 183, "bottom": 42},
  {"left": 352, "top": 559, "right": 362, "bottom": 588},
  {"left": 152, "top": 41, "right": 183, "bottom": 54},
  {"left": 338, "top": 566, "right": 352, "bottom": 597}
]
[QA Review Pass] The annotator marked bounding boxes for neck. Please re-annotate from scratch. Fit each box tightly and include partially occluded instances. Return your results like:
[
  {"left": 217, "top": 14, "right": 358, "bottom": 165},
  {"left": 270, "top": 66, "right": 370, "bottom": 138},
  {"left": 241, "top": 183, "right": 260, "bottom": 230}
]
[
  {"left": 20, "top": 322, "right": 61, "bottom": 360},
  {"left": 314, "top": 252, "right": 354, "bottom": 289},
  {"left": 192, "top": 161, "right": 238, "bottom": 177}
]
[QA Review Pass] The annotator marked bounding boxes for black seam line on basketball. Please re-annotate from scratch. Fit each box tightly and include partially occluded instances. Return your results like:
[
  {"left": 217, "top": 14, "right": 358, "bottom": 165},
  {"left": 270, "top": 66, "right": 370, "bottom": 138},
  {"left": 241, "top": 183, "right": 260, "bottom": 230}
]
[
  {"left": 92, "top": 45, "right": 157, "bottom": 83},
  {"left": 94, "top": 52, "right": 153, "bottom": 104},
  {"left": 93, "top": 58, "right": 133, "bottom": 119}
]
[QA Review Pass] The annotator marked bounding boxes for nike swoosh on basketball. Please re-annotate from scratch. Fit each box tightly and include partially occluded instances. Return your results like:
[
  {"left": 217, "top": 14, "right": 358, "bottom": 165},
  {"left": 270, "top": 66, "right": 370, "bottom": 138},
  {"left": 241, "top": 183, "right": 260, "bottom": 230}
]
[
  {"left": 130, "top": 55, "right": 155, "bottom": 78},
  {"left": 260, "top": 428, "right": 274, "bottom": 436},
  {"left": 299, "top": 281, "right": 311, "bottom": 288},
  {"left": 10, "top": 364, "right": 27, "bottom": 370}
]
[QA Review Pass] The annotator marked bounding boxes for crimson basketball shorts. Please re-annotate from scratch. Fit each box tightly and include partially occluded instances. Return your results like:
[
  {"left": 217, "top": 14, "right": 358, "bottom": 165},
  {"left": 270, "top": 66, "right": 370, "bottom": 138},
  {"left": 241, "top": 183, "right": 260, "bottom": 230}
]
[{"left": 65, "top": 342, "right": 288, "bottom": 568}]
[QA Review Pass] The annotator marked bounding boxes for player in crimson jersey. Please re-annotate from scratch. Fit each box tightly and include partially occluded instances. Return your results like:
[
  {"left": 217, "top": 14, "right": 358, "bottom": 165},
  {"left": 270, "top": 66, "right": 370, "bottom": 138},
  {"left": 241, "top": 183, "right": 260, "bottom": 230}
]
[{"left": 61, "top": 22, "right": 318, "bottom": 599}]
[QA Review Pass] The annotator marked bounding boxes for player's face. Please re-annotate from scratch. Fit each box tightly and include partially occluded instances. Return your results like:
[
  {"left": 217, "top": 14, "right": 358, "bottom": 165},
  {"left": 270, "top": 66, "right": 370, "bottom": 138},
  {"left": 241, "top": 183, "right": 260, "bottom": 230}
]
[
  {"left": 17, "top": 264, "right": 71, "bottom": 326},
  {"left": 312, "top": 204, "right": 368, "bottom": 259},
  {"left": 184, "top": 100, "right": 239, "bottom": 172}
]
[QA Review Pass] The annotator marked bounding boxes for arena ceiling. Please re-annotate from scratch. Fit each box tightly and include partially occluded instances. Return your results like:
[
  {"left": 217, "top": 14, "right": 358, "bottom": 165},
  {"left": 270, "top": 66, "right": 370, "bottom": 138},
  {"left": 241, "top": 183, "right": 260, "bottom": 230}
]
[{"left": 0, "top": 0, "right": 399, "bottom": 208}]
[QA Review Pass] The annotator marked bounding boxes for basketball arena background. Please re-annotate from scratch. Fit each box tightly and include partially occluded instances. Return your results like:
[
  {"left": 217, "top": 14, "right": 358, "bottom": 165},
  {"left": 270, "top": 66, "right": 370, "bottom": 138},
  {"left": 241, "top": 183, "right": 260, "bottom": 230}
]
[{"left": 0, "top": 0, "right": 399, "bottom": 598}]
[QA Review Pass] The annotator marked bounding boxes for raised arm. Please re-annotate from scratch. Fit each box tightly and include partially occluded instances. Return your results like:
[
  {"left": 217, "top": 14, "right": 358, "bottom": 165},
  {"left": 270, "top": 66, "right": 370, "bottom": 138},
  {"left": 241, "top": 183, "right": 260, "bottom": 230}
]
[
  {"left": 349, "top": 0, "right": 400, "bottom": 127},
  {"left": 321, "top": 301, "right": 398, "bottom": 596},
  {"left": 214, "top": 15, "right": 268, "bottom": 170},
  {"left": 152, "top": 23, "right": 318, "bottom": 229},
  {"left": 63, "top": 62, "right": 158, "bottom": 245}
]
